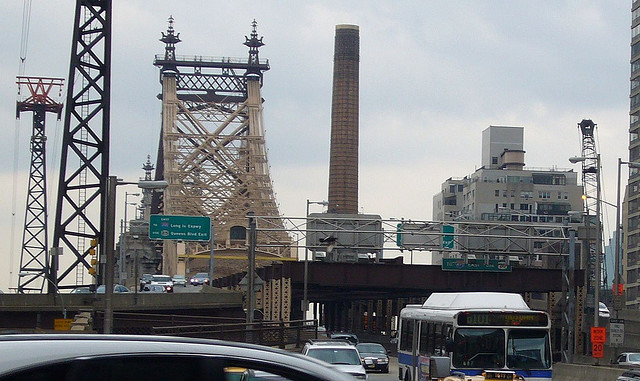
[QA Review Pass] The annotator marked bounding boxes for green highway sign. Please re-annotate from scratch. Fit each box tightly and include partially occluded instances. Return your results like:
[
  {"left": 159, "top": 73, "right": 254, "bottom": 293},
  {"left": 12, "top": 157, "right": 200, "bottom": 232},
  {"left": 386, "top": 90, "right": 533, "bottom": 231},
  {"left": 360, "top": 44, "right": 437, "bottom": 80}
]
[
  {"left": 442, "top": 224, "right": 454, "bottom": 248},
  {"left": 149, "top": 215, "right": 211, "bottom": 241},
  {"left": 442, "top": 258, "right": 512, "bottom": 272}
]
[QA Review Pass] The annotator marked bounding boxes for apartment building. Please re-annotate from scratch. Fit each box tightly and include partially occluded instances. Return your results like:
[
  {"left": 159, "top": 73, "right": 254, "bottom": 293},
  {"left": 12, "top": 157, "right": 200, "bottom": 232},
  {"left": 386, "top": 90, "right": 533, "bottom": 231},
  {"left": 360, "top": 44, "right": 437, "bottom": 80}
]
[
  {"left": 433, "top": 126, "right": 584, "bottom": 266},
  {"left": 626, "top": 1, "right": 640, "bottom": 308}
]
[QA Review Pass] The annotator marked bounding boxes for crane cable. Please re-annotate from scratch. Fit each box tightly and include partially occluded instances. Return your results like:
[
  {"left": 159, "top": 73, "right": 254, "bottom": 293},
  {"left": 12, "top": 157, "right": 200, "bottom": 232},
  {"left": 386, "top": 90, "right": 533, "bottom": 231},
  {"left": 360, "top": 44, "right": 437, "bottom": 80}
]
[
  {"left": 19, "top": 0, "right": 32, "bottom": 76},
  {"left": 10, "top": 0, "right": 33, "bottom": 289}
]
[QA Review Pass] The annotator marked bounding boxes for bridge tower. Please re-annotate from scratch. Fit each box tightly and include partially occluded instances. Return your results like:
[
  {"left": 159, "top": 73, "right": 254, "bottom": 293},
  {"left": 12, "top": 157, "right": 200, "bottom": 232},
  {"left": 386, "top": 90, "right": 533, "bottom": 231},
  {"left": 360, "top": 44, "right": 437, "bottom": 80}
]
[
  {"left": 154, "top": 19, "right": 292, "bottom": 277},
  {"left": 15, "top": 76, "right": 64, "bottom": 293}
]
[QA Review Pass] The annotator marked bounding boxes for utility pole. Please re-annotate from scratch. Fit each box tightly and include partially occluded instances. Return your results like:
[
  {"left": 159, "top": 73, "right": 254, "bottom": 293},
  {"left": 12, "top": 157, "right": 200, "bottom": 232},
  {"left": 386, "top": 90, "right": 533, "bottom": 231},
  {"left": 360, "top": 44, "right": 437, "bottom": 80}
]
[
  {"left": 103, "top": 176, "right": 117, "bottom": 334},
  {"left": 16, "top": 76, "right": 64, "bottom": 294}
]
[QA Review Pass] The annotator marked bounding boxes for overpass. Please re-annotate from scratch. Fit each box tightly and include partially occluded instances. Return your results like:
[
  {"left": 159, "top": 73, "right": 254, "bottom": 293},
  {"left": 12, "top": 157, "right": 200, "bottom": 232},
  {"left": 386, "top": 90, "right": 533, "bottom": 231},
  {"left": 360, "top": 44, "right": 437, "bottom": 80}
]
[
  {"left": 0, "top": 261, "right": 577, "bottom": 332},
  {"left": 215, "top": 261, "right": 582, "bottom": 335}
]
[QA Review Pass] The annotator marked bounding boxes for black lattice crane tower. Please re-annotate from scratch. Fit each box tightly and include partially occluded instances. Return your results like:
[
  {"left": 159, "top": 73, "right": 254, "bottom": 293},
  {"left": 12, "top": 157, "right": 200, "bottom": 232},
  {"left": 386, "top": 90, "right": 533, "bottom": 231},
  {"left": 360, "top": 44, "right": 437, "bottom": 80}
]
[
  {"left": 15, "top": 76, "right": 64, "bottom": 293},
  {"left": 575, "top": 119, "right": 606, "bottom": 319},
  {"left": 51, "top": 0, "right": 112, "bottom": 293}
]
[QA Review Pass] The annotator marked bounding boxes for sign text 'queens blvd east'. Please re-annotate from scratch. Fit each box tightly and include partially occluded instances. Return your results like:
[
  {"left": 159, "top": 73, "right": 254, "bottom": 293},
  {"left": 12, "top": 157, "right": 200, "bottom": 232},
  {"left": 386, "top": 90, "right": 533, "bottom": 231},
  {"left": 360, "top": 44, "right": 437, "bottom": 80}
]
[{"left": 149, "top": 215, "right": 211, "bottom": 241}]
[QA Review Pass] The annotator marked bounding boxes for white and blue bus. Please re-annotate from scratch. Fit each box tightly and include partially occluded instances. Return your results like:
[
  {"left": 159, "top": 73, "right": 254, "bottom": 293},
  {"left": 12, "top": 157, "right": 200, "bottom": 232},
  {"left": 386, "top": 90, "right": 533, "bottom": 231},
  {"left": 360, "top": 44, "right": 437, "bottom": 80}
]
[{"left": 398, "top": 292, "right": 552, "bottom": 381}]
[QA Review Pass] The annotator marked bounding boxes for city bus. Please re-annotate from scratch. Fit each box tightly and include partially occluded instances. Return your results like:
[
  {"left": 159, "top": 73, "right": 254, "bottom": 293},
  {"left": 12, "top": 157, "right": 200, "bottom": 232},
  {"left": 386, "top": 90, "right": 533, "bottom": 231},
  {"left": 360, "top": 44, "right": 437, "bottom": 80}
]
[{"left": 397, "top": 292, "right": 552, "bottom": 381}]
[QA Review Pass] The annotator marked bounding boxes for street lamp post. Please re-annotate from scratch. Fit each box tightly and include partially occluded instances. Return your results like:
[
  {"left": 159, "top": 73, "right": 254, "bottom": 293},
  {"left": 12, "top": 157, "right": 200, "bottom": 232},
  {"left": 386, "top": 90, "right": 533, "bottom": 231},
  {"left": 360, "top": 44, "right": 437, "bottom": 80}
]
[
  {"left": 119, "top": 192, "right": 139, "bottom": 284},
  {"left": 18, "top": 272, "right": 66, "bottom": 319},
  {"left": 614, "top": 159, "right": 640, "bottom": 319},
  {"left": 304, "top": 200, "right": 328, "bottom": 313},
  {"left": 103, "top": 177, "right": 168, "bottom": 334}
]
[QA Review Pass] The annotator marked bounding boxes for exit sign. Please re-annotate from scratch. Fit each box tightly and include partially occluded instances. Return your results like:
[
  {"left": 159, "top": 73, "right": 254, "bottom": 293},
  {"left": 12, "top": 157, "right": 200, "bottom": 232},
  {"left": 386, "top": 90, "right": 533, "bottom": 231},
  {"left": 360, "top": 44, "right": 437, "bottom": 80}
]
[{"left": 149, "top": 215, "right": 211, "bottom": 241}]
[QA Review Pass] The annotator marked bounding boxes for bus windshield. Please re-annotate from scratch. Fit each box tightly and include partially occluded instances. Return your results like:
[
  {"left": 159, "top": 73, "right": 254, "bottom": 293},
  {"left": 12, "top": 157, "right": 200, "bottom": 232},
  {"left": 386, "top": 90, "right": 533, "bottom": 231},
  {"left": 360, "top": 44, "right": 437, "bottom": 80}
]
[
  {"left": 507, "top": 329, "right": 551, "bottom": 369},
  {"left": 452, "top": 328, "right": 505, "bottom": 369}
]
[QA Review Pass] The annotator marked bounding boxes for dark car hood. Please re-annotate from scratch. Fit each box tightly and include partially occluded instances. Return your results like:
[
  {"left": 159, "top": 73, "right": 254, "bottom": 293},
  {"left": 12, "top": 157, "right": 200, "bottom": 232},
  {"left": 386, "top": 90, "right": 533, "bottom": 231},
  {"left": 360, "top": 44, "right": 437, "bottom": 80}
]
[{"left": 360, "top": 353, "right": 387, "bottom": 359}]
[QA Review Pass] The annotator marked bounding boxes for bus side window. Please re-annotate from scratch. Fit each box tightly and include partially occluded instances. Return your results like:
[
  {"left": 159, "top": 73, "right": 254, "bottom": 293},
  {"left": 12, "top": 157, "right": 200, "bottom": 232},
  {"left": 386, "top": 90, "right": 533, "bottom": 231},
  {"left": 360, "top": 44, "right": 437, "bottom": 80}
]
[
  {"left": 419, "top": 321, "right": 429, "bottom": 354},
  {"left": 435, "top": 324, "right": 449, "bottom": 355},
  {"left": 400, "top": 319, "right": 413, "bottom": 352},
  {"left": 428, "top": 323, "right": 436, "bottom": 354}
]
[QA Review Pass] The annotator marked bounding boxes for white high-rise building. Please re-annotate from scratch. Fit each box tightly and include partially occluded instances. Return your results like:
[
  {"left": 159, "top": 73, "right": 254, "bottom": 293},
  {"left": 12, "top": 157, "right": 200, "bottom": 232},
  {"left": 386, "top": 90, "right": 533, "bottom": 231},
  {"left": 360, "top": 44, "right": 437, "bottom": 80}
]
[{"left": 432, "top": 126, "right": 584, "bottom": 266}]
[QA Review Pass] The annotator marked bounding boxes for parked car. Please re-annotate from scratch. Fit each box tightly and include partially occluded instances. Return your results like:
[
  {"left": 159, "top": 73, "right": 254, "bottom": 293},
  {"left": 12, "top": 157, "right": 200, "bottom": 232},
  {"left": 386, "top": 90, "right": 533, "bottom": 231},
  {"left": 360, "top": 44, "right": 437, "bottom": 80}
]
[
  {"left": 190, "top": 272, "right": 210, "bottom": 286},
  {"left": 141, "top": 284, "right": 167, "bottom": 293},
  {"left": 599, "top": 301, "right": 611, "bottom": 318},
  {"left": 172, "top": 274, "right": 187, "bottom": 287},
  {"left": 0, "top": 334, "right": 355, "bottom": 381},
  {"left": 139, "top": 273, "right": 153, "bottom": 291},
  {"left": 356, "top": 342, "right": 390, "bottom": 373},
  {"left": 150, "top": 275, "right": 174, "bottom": 293},
  {"left": 616, "top": 352, "right": 640, "bottom": 368},
  {"left": 302, "top": 339, "right": 368, "bottom": 380},
  {"left": 95, "top": 284, "right": 131, "bottom": 293},
  {"left": 329, "top": 332, "right": 359, "bottom": 345}
]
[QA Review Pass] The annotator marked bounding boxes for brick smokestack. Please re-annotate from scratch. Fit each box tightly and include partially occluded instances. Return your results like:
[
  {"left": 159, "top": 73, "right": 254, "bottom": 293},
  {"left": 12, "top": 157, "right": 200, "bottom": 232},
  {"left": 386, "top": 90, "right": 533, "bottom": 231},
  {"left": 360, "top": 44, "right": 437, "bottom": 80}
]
[{"left": 328, "top": 24, "right": 359, "bottom": 214}]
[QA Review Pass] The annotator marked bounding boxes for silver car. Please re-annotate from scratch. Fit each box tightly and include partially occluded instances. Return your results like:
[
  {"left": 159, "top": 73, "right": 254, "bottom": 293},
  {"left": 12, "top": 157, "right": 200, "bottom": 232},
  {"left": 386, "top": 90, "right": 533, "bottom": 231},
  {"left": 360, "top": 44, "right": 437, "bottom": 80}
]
[
  {"left": 172, "top": 274, "right": 187, "bottom": 287},
  {"left": 302, "top": 339, "right": 367, "bottom": 380},
  {"left": 0, "top": 334, "right": 356, "bottom": 381},
  {"left": 616, "top": 352, "right": 640, "bottom": 368}
]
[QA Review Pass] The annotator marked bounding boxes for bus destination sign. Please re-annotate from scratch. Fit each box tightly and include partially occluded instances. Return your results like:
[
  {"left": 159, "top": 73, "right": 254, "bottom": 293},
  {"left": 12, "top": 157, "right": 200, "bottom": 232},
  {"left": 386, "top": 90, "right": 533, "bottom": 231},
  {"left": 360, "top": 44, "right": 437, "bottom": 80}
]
[{"left": 457, "top": 312, "right": 548, "bottom": 327}]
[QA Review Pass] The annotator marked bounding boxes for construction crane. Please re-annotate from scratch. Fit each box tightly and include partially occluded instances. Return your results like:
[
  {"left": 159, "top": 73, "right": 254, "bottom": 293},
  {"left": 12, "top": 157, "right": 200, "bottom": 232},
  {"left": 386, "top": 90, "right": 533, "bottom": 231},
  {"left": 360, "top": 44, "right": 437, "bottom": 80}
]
[{"left": 574, "top": 119, "right": 607, "bottom": 313}]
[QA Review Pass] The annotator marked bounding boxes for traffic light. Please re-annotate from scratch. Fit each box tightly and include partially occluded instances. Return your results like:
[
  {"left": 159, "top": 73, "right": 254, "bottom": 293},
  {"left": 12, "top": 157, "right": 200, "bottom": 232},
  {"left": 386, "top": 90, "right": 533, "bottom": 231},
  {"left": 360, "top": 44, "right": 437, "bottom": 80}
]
[{"left": 89, "top": 238, "right": 97, "bottom": 256}]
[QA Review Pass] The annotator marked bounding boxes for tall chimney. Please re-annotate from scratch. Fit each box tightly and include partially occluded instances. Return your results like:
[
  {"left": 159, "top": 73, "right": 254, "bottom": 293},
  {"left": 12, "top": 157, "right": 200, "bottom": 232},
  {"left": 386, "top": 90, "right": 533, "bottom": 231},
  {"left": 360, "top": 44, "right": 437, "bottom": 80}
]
[{"left": 328, "top": 24, "right": 359, "bottom": 214}]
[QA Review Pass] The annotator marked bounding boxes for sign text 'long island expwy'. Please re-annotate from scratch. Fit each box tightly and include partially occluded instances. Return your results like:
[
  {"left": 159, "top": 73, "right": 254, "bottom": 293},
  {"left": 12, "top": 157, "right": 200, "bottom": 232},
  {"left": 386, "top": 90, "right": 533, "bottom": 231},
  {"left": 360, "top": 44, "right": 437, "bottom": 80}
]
[{"left": 149, "top": 215, "right": 211, "bottom": 241}]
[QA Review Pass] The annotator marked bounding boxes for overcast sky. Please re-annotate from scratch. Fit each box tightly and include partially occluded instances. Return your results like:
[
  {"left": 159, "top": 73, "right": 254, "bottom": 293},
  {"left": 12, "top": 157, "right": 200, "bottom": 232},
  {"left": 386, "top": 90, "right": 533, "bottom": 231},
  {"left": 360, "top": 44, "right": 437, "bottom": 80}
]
[{"left": 0, "top": 1, "right": 632, "bottom": 291}]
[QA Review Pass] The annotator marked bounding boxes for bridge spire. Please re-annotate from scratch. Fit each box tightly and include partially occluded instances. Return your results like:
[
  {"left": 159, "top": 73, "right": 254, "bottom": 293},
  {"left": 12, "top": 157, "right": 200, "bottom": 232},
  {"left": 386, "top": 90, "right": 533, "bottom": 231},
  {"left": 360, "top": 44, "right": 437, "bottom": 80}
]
[
  {"left": 244, "top": 19, "right": 265, "bottom": 79},
  {"left": 160, "top": 16, "right": 181, "bottom": 74}
]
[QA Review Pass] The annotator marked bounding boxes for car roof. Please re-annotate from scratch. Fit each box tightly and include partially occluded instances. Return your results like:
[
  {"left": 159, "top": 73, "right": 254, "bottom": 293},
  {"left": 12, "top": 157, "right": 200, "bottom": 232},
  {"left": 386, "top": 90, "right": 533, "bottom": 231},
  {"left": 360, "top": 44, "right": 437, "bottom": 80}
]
[
  {"left": 0, "top": 334, "right": 354, "bottom": 380},
  {"left": 305, "top": 340, "right": 356, "bottom": 349}
]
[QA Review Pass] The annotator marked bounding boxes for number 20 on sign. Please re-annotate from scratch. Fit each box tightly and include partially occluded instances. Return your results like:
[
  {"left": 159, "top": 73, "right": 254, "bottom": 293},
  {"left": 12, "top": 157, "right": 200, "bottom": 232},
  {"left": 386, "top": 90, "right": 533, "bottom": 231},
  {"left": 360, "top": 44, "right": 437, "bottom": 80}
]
[{"left": 592, "top": 342, "right": 604, "bottom": 358}]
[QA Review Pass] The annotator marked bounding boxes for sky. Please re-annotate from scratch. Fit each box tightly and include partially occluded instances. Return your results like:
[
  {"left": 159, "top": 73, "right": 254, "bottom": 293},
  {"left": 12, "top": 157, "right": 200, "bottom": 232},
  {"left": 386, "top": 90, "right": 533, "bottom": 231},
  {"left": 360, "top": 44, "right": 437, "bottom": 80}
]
[{"left": 0, "top": 1, "right": 632, "bottom": 292}]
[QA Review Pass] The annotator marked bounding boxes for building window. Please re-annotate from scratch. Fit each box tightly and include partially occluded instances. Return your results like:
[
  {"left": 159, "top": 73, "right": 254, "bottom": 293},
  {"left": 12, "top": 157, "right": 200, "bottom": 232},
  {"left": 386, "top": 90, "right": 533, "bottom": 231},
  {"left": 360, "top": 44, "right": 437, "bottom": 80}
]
[
  {"left": 520, "top": 191, "right": 533, "bottom": 199},
  {"left": 230, "top": 226, "right": 247, "bottom": 240},
  {"left": 458, "top": 185, "right": 463, "bottom": 192},
  {"left": 633, "top": 59, "right": 640, "bottom": 74},
  {"left": 538, "top": 191, "right": 551, "bottom": 199},
  {"left": 520, "top": 204, "right": 529, "bottom": 211},
  {"left": 492, "top": 157, "right": 498, "bottom": 165}
]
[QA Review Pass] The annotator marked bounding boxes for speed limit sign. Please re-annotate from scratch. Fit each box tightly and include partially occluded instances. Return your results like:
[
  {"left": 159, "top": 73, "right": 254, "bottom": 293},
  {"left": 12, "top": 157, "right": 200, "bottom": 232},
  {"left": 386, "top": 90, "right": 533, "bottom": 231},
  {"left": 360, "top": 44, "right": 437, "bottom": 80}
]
[{"left": 592, "top": 342, "right": 604, "bottom": 358}]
